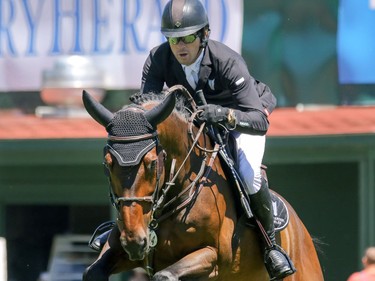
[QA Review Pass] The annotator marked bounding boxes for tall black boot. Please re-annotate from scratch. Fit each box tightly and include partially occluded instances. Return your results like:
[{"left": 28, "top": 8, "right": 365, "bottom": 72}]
[{"left": 249, "top": 179, "right": 296, "bottom": 280}]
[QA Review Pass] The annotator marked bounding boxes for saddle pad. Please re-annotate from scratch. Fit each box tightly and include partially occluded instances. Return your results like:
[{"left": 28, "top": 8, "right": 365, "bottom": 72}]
[
  {"left": 246, "top": 191, "right": 289, "bottom": 232},
  {"left": 270, "top": 191, "right": 289, "bottom": 232}
]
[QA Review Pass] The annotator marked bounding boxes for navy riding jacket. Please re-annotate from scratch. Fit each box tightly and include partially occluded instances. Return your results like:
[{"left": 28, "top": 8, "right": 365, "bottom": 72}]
[{"left": 140, "top": 39, "right": 277, "bottom": 135}]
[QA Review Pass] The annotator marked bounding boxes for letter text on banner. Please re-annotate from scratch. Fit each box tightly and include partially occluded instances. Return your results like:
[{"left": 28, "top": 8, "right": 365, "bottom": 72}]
[{"left": 0, "top": 0, "right": 243, "bottom": 91}]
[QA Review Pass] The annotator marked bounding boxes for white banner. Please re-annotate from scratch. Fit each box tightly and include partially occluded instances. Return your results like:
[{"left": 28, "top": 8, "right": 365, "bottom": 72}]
[{"left": 0, "top": 0, "right": 243, "bottom": 91}]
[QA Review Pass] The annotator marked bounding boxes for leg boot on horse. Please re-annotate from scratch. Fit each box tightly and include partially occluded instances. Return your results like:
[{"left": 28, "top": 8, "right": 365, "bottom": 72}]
[{"left": 249, "top": 178, "right": 296, "bottom": 280}]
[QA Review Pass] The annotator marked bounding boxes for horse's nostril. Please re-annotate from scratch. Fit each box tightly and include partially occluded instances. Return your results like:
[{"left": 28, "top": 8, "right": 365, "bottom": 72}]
[
  {"left": 141, "top": 237, "right": 148, "bottom": 250},
  {"left": 120, "top": 235, "right": 148, "bottom": 261},
  {"left": 120, "top": 236, "right": 127, "bottom": 247}
]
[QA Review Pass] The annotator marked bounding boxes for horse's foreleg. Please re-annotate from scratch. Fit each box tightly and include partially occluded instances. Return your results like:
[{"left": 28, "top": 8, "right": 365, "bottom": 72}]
[
  {"left": 83, "top": 244, "right": 146, "bottom": 281},
  {"left": 83, "top": 253, "right": 110, "bottom": 281},
  {"left": 152, "top": 246, "right": 218, "bottom": 281},
  {"left": 83, "top": 239, "right": 115, "bottom": 281}
]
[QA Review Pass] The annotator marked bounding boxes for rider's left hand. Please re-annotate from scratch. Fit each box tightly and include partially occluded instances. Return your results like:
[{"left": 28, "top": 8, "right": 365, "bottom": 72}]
[{"left": 197, "top": 104, "right": 229, "bottom": 125}]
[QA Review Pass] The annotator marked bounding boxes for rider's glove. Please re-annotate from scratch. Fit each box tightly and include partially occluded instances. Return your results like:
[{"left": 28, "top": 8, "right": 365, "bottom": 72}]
[{"left": 197, "top": 104, "right": 229, "bottom": 125}]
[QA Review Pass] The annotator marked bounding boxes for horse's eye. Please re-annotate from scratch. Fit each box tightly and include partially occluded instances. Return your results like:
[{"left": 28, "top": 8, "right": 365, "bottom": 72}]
[{"left": 147, "top": 160, "right": 157, "bottom": 171}]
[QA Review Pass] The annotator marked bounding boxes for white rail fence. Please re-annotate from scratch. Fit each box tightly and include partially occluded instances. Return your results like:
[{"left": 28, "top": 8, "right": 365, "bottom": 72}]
[{"left": 0, "top": 237, "right": 7, "bottom": 281}]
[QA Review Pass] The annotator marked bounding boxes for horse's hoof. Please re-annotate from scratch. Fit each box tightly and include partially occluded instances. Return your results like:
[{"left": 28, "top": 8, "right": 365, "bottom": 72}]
[{"left": 152, "top": 271, "right": 178, "bottom": 281}]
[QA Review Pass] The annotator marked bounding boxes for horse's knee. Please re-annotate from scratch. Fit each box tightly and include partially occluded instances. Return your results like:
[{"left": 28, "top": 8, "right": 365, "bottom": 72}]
[
  {"left": 152, "top": 271, "right": 178, "bottom": 281},
  {"left": 128, "top": 272, "right": 150, "bottom": 281},
  {"left": 83, "top": 263, "right": 108, "bottom": 281}
]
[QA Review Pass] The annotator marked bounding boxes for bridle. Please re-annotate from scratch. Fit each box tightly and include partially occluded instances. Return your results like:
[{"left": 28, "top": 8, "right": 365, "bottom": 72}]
[
  {"left": 102, "top": 86, "right": 221, "bottom": 276},
  {"left": 103, "top": 119, "right": 212, "bottom": 216},
  {"left": 103, "top": 84, "right": 211, "bottom": 212}
]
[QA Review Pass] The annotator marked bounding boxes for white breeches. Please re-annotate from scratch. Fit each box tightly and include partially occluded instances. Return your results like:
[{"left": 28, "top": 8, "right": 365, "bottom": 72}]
[{"left": 234, "top": 133, "right": 266, "bottom": 195}]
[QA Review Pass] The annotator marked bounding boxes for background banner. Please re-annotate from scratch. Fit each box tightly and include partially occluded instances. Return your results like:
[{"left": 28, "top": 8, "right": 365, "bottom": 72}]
[{"left": 0, "top": 0, "right": 243, "bottom": 91}]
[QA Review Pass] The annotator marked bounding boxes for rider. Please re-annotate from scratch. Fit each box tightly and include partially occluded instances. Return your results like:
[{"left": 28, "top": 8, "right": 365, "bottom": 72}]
[{"left": 140, "top": 0, "right": 296, "bottom": 280}]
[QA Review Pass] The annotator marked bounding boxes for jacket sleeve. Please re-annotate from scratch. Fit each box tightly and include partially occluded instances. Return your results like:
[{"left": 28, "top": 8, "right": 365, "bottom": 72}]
[
  {"left": 140, "top": 48, "right": 165, "bottom": 94},
  {"left": 225, "top": 59, "right": 272, "bottom": 136},
  {"left": 255, "top": 80, "right": 277, "bottom": 116}
]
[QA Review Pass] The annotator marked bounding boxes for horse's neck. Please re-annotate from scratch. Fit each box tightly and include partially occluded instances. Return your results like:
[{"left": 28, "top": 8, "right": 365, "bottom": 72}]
[
  {"left": 159, "top": 113, "right": 196, "bottom": 185},
  {"left": 158, "top": 113, "right": 189, "bottom": 159}
]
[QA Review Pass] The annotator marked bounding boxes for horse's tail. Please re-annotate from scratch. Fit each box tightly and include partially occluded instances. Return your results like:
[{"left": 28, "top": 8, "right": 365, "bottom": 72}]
[{"left": 311, "top": 236, "right": 327, "bottom": 257}]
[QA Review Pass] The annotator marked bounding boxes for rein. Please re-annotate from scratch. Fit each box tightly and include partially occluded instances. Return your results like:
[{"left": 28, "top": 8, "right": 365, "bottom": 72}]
[{"left": 149, "top": 121, "right": 208, "bottom": 225}]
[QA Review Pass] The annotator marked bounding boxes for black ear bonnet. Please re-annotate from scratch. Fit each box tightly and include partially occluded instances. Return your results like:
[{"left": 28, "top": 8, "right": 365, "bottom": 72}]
[{"left": 105, "top": 107, "right": 157, "bottom": 166}]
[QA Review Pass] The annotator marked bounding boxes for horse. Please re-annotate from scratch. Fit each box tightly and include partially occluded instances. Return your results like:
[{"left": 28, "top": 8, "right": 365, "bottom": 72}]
[{"left": 82, "top": 86, "right": 324, "bottom": 281}]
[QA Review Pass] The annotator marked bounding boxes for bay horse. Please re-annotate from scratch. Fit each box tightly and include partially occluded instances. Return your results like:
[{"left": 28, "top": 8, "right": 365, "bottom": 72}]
[{"left": 82, "top": 86, "right": 324, "bottom": 281}]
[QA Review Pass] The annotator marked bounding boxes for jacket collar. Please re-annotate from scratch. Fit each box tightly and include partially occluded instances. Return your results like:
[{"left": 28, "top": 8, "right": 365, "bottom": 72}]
[{"left": 196, "top": 45, "right": 212, "bottom": 90}]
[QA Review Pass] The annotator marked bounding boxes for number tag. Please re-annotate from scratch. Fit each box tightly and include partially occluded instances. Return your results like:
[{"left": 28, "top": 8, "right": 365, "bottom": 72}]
[{"left": 149, "top": 230, "right": 158, "bottom": 248}]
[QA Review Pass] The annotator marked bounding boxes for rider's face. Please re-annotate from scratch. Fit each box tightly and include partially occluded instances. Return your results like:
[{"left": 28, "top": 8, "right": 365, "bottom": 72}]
[{"left": 169, "top": 34, "right": 202, "bottom": 66}]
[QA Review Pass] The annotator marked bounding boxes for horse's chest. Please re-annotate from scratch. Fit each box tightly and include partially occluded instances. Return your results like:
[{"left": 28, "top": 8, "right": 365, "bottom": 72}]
[
  {"left": 153, "top": 232, "right": 201, "bottom": 268},
  {"left": 157, "top": 216, "right": 210, "bottom": 241},
  {"left": 155, "top": 216, "right": 214, "bottom": 254},
  {"left": 152, "top": 186, "right": 226, "bottom": 264}
]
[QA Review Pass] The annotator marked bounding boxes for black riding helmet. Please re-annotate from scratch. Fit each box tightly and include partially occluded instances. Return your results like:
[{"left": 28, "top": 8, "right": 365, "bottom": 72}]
[{"left": 161, "top": 0, "right": 209, "bottom": 38}]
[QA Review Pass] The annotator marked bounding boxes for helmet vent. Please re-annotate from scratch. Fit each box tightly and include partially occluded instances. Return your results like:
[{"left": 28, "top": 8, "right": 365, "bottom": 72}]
[{"left": 172, "top": 0, "right": 185, "bottom": 26}]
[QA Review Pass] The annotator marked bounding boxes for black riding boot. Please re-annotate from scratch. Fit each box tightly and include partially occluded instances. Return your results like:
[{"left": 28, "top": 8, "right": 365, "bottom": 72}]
[{"left": 249, "top": 179, "right": 296, "bottom": 280}]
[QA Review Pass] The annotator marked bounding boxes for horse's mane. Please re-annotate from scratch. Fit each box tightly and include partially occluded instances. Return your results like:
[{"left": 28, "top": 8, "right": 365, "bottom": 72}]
[{"left": 129, "top": 91, "right": 194, "bottom": 119}]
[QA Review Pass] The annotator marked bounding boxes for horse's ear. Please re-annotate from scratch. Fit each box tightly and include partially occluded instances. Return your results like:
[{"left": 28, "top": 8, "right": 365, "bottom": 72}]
[
  {"left": 82, "top": 90, "right": 114, "bottom": 127},
  {"left": 144, "top": 93, "right": 176, "bottom": 127}
]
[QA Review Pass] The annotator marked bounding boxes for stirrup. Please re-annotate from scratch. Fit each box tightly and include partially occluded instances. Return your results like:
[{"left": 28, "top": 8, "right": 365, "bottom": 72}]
[
  {"left": 88, "top": 221, "right": 115, "bottom": 252},
  {"left": 264, "top": 245, "right": 296, "bottom": 281}
]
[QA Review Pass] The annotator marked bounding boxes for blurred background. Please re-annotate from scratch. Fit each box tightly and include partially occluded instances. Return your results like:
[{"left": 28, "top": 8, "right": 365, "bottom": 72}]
[{"left": 0, "top": 0, "right": 375, "bottom": 281}]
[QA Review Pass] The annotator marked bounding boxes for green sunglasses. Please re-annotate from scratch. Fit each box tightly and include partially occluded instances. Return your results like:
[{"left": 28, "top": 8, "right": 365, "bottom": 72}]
[{"left": 167, "top": 33, "right": 199, "bottom": 45}]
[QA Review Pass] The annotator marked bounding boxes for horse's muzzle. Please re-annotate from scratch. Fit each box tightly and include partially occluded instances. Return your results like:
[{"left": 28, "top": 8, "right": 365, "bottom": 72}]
[{"left": 120, "top": 235, "right": 148, "bottom": 261}]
